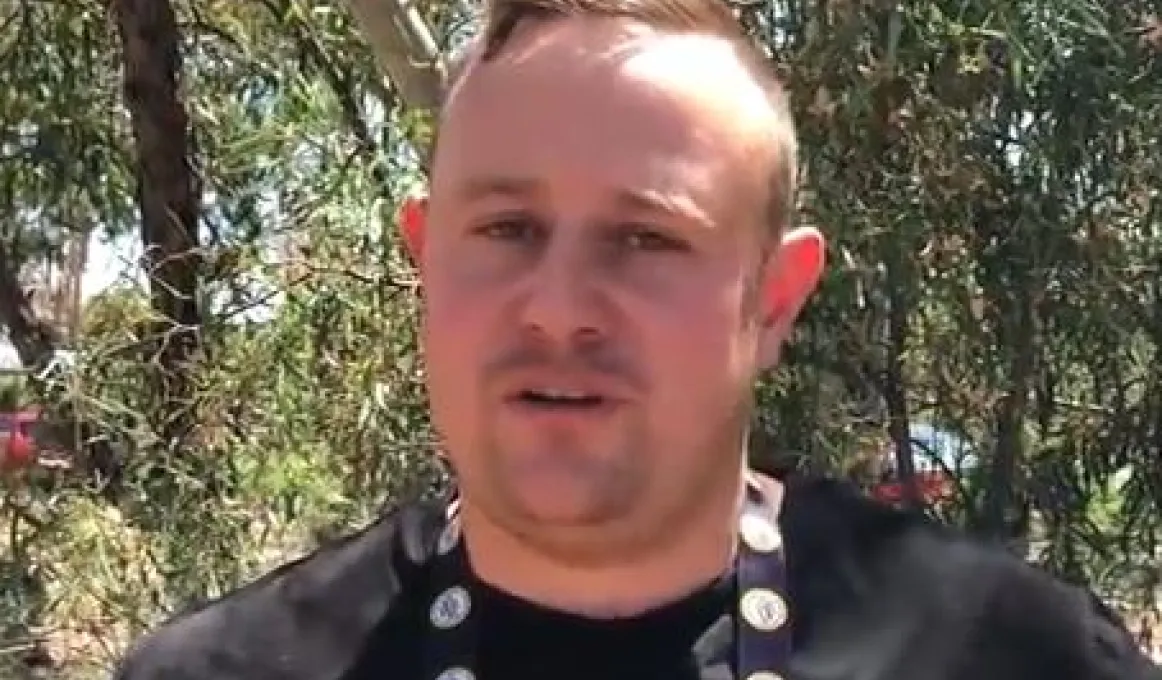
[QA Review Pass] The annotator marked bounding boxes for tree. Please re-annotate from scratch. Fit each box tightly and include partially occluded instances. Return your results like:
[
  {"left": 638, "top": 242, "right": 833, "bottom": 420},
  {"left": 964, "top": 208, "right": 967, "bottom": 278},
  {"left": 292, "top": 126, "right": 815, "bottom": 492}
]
[{"left": 111, "top": 0, "right": 203, "bottom": 451}]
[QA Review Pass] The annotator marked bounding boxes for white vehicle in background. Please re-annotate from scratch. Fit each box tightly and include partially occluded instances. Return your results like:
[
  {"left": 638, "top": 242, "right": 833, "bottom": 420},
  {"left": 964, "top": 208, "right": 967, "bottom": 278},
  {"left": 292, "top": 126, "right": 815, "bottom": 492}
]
[{"left": 870, "top": 422, "right": 980, "bottom": 505}]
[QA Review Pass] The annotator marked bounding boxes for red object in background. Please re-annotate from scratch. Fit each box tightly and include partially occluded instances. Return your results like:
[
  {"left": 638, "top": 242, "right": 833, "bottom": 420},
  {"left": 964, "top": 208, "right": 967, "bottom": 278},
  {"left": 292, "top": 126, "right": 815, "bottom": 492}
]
[
  {"left": 399, "top": 195, "right": 426, "bottom": 257},
  {"left": 872, "top": 470, "right": 953, "bottom": 504},
  {"left": 0, "top": 410, "right": 39, "bottom": 471}
]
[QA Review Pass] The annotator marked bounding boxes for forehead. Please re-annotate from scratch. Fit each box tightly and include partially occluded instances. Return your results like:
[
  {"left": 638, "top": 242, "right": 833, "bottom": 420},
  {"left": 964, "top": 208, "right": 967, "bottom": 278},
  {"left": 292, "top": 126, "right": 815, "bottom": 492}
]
[{"left": 431, "top": 18, "right": 777, "bottom": 211}]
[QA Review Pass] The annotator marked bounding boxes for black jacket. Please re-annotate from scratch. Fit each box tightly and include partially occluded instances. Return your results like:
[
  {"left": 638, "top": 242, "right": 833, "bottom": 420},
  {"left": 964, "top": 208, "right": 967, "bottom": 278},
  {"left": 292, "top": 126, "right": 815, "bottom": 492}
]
[{"left": 113, "top": 476, "right": 1162, "bottom": 680}]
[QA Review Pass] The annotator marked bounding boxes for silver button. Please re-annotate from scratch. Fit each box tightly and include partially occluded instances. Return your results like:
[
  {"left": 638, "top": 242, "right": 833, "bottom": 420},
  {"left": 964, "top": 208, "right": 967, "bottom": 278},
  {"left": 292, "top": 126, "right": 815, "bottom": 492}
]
[
  {"left": 739, "top": 587, "right": 788, "bottom": 632},
  {"left": 435, "top": 667, "right": 475, "bottom": 680},
  {"left": 430, "top": 585, "right": 472, "bottom": 629},
  {"left": 739, "top": 512, "right": 782, "bottom": 553}
]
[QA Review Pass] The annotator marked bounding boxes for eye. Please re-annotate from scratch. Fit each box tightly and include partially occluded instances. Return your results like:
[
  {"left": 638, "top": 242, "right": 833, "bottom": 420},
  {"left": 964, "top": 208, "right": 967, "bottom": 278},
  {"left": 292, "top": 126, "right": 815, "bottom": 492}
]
[
  {"left": 471, "top": 214, "right": 545, "bottom": 244},
  {"left": 616, "top": 224, "right": 689, "bottom": 253}
]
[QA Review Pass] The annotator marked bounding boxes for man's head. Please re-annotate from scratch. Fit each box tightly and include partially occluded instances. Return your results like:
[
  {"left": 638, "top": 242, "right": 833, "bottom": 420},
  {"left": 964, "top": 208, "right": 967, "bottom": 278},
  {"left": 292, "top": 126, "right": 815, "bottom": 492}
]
[{"left": 401, "top": 0, "right": 825, "bottom": 563}]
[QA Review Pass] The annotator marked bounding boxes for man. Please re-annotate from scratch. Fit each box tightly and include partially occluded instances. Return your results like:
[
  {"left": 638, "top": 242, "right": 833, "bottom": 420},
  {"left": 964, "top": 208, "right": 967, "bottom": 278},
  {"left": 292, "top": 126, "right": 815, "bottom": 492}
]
[{"left": 113, "top": 0, "right": 1162, "bottom": 678}]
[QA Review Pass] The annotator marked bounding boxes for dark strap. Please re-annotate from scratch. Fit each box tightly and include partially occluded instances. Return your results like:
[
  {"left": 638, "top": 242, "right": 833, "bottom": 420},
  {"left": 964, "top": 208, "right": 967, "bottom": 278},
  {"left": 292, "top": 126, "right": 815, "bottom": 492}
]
[
  {"left": 422, "top": 502, "right": 479, "bottom": 680},
  {"left": 735, "top": 479, "right": 793, "bottom": 680},
  {"left": 422, "top": 479, "right": 793, "bottom": 680}
]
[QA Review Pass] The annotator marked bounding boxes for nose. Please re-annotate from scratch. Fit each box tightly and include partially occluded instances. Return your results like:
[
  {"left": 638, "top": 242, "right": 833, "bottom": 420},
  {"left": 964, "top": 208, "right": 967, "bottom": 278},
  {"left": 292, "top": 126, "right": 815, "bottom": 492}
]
[{"left": 518, "top": 236, "right": 607, "bottom": 346}]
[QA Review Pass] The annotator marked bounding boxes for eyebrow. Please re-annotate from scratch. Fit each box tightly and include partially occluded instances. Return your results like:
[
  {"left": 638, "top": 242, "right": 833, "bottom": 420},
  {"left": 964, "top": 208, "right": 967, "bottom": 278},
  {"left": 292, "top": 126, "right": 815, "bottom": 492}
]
[
  {"left": 455, "top": 176, "right": 540, "bottom": 203},
  {"left": 454, "top": 175, "right": 711, "bottom": 225}
]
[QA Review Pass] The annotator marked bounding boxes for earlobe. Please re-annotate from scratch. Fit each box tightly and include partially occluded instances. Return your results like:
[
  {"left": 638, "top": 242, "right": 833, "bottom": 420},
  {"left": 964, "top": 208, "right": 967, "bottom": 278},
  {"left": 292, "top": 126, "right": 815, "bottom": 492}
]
[
  {"left": 757, "top": 227, "right": 826, "bottom": 368},
  {"left": 398, "top": 194, "right": 429, "bottom": 267}
]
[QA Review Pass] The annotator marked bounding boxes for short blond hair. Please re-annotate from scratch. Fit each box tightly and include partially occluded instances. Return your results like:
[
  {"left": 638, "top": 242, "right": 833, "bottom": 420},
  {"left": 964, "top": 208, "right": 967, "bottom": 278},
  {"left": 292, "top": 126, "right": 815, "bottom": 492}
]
[{"left": 438, "top": 0, "right": 797, "bottom": 237}]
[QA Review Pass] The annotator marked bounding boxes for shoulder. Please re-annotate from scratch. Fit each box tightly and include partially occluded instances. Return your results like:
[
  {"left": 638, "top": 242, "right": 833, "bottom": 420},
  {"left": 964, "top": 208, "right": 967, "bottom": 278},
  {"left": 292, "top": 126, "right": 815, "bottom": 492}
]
[
  {"left": 969, "top": 552, "right": 1162, "bottom": 678},
  {"left": 113, "top": 500, "right": 447, "bottom": 680},
  {"left": 782, "top": 476, "right": 1161, "bottom": 679},
  {"left": 780, "top": 476, "right": 1000, "bottom": 624}
]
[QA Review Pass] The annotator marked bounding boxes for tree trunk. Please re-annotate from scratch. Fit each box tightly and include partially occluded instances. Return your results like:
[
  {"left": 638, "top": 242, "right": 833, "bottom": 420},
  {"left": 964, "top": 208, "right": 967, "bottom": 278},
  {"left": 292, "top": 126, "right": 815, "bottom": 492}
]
[
  {"left": 343, "top": 0, "right": 444, "bottom": 173},
  {"left": 111, "top": 0, "right": 202, "bottom": 451},
  {"left": 883, "top": 264, "right": 922, "bottom": 511},
  {"left": 344, "top": 0, "right": 444, "bottom": 112},
  {"left": 975, "top": 212, "right": 1036, "bottom": 544},
  {"left": 0, "top": 240, "right": 57, "bottom": 368}
]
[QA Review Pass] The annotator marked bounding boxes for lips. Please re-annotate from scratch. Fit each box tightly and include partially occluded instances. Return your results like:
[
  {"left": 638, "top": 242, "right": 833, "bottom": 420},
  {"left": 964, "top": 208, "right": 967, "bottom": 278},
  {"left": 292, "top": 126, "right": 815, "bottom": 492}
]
[
  {"left": 515, "top": 387, "right": 606, "bottom": 408},
  {"left": 500, "top": 372, "right": 631, "bottom": 415},
  {"left": 492, "top": 359, "right": 640, "bottom": 422}
]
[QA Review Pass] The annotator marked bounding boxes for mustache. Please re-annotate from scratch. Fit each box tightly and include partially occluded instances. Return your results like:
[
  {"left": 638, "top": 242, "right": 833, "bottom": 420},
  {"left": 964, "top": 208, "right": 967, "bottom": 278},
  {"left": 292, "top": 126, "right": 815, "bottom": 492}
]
[{"left": 483, "top": 339, "right": 646, "bottom": 391}]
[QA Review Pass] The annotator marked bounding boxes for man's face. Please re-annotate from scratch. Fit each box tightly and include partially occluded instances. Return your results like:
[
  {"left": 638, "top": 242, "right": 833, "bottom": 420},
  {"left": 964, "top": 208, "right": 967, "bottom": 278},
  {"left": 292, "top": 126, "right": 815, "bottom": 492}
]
[{"left": 412, "top": 18, "right": 823, "bottom": 556}]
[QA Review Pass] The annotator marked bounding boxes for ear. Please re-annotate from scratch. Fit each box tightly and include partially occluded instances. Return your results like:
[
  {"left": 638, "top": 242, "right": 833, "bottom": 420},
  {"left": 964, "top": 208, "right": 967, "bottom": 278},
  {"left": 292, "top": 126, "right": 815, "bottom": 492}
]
[
  {"left": 398, "top": 193, "right": 429, "bottom": 268},
  {"left": 756, "top": 226, "right": 826, "bottom": 370}
]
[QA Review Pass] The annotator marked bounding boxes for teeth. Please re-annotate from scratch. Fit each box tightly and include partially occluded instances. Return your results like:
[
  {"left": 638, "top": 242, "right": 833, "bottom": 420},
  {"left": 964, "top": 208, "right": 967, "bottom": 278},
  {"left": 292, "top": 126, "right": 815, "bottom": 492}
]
[{"left": 535, "top": 389, "right": 590, "bottom": 399}]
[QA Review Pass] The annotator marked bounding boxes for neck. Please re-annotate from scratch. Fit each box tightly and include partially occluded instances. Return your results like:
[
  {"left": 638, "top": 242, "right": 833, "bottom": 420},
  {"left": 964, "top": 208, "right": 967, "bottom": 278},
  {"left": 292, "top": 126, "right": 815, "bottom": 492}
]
[{"left": 459, "top": 474, "right": 755, "bottom": 619}]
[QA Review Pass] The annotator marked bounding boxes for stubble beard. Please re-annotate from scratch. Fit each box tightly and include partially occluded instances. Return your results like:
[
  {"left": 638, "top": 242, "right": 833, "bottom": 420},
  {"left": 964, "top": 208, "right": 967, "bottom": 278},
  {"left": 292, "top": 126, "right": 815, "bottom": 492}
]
[
  {"left": 475, "top": 410, "right": 745, "bottom": 569},
  {"left": 477, "top": 427, "right": 652, "bottom": 567}
]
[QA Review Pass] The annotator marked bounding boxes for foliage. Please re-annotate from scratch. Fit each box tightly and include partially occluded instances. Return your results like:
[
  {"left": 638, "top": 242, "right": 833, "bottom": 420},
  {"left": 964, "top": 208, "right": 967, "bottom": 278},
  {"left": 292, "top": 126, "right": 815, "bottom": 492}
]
[{"left": 0, "top": 376, "right": 24, "bottom": 410}]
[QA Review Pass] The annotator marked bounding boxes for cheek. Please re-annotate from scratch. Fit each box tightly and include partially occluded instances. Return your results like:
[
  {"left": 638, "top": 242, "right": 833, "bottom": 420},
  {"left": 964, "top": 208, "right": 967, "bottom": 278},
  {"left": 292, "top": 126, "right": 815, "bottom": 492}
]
[
  {"left": 423, "top": 264, "right": 495, "bottom": 341},
  {"left": 422, "top": 275, "right": 493, "bottom": 417},
  {"left": 635, "top": 290, "right": 755, "bottom": 408},
  {"left": 640, "top": 324, "right": 751, "bottom": 474}
]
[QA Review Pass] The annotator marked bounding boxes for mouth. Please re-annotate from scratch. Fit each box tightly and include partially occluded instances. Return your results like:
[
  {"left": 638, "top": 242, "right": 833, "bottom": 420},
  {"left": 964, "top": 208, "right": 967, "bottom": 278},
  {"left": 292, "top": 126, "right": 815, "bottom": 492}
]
[{"left": 510, "top": 388, "right": 609, "bottom": 410}]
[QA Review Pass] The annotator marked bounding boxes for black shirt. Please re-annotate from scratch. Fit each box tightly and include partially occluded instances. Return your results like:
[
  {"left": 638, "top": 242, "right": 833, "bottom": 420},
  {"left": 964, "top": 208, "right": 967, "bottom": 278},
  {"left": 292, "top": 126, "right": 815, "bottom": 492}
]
[
  {"left": 469, "top": 572, "right": 731, "bottom": 679},
  {"left": 112, "top": 477, "right": 1162, "bottom": 680}
]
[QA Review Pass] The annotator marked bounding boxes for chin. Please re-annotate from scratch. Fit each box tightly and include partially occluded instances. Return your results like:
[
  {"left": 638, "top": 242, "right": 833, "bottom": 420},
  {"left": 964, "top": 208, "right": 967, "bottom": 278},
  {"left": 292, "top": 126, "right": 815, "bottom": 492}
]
[
  {"left": 500, "top": 491, "right": 651, "bottom": 567},
  {"left": 481, "top": 445, "right": 640, "bottom": 524},
  {"left": 504, "top": 480, "right": 628, "bottom": 527}
]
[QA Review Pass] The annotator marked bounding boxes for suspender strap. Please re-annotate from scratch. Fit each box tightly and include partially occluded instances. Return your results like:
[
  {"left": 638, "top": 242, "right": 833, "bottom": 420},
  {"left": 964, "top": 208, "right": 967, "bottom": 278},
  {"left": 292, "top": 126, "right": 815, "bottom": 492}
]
[{"left": 422, "top": 479, "right": 793, "bottom": 680}]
